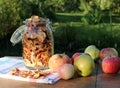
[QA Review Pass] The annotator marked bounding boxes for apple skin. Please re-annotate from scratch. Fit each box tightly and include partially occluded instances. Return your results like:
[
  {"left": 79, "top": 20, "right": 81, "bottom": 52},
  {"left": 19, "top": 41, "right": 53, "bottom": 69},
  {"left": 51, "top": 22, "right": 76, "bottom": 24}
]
[
  {"left": 102, "top": 56, "right": 120, "bottom": 74},
  {"left": 84, "top": 45, "right": 100, "bottom": 61},
  {"left": 48, "top": 54, "right": 71, "bottom": 72},
  {"left": 74, "top": 53, "right": 95, "bottom": 77},
  {"left": 57, "top": 64, "right": 75, "bottom": 80},
  {"left": 72, "top": 52, "right": 81, "bottom": 64},
  {"left": 100, "top": 48, "right": 118, "bottom": 60}
]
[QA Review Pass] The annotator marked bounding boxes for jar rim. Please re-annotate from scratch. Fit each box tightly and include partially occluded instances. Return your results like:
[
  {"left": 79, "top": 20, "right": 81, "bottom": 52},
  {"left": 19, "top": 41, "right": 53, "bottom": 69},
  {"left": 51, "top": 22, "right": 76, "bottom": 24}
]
[{"left": 23, "top": 18, "right": 51, "bottom": 25}]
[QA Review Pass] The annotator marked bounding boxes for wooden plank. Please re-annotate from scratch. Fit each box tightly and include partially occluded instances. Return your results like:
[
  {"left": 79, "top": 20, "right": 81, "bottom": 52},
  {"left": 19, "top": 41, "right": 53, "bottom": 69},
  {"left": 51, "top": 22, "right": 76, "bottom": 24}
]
[
  {"left": 0, "top": 74, "right": 96, "bottom": 88},
  {"left": 96, "top": 61, "right": 120, "bottom": 88}
]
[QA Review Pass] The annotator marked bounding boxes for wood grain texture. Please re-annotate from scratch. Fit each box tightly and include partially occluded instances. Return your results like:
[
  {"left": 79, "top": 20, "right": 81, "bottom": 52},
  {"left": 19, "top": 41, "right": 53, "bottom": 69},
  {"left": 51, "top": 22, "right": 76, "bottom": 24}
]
[
  {"left": 96, "top": 61, "right": 120, "bottom": 88},
  {"left": 0, "top": 74, "right": 96, "bottom": 88}
]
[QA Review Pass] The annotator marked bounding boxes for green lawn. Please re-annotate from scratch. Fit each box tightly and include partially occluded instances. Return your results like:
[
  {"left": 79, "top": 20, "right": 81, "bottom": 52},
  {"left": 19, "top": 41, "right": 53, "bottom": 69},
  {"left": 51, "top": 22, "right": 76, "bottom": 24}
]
[{"left": 53, "top": 12, "right": 120, "bottom": 56}]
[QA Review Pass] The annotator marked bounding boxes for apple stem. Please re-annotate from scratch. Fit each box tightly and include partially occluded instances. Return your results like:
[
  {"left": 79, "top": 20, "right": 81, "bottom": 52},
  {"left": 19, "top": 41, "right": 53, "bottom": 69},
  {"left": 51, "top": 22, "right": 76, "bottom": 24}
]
[{"left": 61, "top": 53, "right": 65, "bottom": 58}]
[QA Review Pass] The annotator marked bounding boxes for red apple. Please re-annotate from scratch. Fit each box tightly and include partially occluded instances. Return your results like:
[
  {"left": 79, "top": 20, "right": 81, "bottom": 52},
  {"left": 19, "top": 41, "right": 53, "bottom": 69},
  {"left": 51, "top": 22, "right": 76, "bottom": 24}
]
[
  {"left": 57, "top": 64, "right": 75, "bottom": 80},
  {"left": 48, "top": 54, "right": 71, "bottom": 72},
  {"left": 102, "top": 56, "right": 120, "bottom": 74},
  {"left": 100, "top": 48, "right": 118, "bottom": 60},
  {"left": 72, "top": 52, "right": 81, "bottom": 63}
]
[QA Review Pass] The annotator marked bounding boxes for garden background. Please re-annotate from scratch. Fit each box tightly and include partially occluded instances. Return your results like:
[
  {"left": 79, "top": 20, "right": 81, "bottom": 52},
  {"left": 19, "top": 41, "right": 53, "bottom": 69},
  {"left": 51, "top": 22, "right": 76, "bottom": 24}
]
[{"left": 0, "top": 0, "right": 120, "bottom": 57}]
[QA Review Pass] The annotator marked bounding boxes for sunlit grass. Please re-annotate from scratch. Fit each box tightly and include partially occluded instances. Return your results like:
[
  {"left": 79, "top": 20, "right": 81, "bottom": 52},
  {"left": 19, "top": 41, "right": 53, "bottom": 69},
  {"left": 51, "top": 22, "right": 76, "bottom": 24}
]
[
  {"left": 53, "top": 12, "right": 120, "bottom": 55},
  {"left": 56, "top": 12, "right": 84, "bottom": 16}
]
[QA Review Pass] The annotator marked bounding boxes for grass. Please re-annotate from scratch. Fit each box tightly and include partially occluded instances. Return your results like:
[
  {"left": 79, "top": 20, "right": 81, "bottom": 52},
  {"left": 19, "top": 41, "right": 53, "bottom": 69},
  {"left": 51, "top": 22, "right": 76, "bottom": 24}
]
[{"left": 53, "top": 12, "right": 120, "bottom": 56}]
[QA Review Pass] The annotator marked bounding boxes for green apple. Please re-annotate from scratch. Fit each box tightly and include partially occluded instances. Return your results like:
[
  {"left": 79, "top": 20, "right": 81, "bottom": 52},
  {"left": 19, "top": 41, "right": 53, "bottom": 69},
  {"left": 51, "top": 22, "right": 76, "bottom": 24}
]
[
  {"left": 74, "top": 53, "right": 95, "bottom": 77},
  {"left": 84, "top": 45, "right": 100, "bottom": 61}
]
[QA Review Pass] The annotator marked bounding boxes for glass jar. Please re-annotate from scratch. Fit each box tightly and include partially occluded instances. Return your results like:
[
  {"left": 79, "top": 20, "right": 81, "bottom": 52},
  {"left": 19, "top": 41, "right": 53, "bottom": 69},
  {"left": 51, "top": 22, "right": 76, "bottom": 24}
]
[{"left": 10, "top": 16, "right": 54, "bottom": 69}]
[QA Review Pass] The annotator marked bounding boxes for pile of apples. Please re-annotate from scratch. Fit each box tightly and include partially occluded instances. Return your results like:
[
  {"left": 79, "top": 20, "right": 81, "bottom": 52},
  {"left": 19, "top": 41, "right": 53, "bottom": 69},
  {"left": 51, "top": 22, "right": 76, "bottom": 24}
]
[{"left": 48, "top": 45, "right": 120, "bottom": 80}]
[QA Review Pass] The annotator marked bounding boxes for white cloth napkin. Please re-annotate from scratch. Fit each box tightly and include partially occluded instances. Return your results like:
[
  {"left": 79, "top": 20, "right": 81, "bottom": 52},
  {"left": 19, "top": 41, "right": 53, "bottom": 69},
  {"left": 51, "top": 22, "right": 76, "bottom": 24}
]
[{"left": 0, "top": 56, "right": 60, "bottom": 84}]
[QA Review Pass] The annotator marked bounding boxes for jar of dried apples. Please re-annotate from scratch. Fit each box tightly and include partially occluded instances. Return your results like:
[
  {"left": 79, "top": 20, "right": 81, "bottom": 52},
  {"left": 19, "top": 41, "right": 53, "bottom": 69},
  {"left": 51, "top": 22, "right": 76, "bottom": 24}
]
[{"left": 22, "top": 16, "right": 54, "bottom": 69}]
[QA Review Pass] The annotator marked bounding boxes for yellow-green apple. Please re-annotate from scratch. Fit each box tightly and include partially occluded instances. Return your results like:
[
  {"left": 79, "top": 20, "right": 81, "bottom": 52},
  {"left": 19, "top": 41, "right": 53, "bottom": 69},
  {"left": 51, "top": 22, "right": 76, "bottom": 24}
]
[
  {"left": 102, "top": 56, "right": 120, "bottom": 74},
  {"left": 84, "top": 45, "right": 100, "bottom": 61},
  {"left": 100, "top": 48, "right": 118, "bottom": 60},
  {"left": 48, "top": 54, "right": 71, "bottom": 72},
  {"left": 74, "top": 53, "right": 95, "bottom": 77},
  {"left": 57, "top": 64, "right": 75, "bottom": 80},
  {"left": 72, "top": 52, "right": 81, "bottom": 64}
]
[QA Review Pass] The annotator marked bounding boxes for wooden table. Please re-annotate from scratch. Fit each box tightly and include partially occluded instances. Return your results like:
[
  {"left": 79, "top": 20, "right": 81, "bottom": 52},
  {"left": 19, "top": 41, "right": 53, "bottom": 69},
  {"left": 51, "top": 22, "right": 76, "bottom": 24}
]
[{"left": 0, "top": 57, "right": 120, "bottom": 88}]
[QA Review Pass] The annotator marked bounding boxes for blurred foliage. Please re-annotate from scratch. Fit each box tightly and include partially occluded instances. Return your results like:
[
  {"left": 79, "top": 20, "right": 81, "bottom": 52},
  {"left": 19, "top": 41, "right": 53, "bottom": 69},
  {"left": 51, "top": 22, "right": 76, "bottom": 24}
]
[
  {"left": 0, "top": 0, "right": 120, "bottom": 56},
  {"left": 0, "top": 0, "right": 21, "bottom": 38},
  {"left": 80, "top": 0, "right": 120, "bottom": 24},
  {"left": 0, "top": 0, "right": 56, "bottom": 38},
  {"left": 111, "top": 0, "right": 120, "bottom": 16},
  {"left": 53, "top": 23, "right": 120, "bottom": 56},
  {"left": 0, "top": 0, "right": 120, "bottom": 38},
  {"left": 63, "top": 0, "right": 80, "bottom": 12},
  {"left": 80, "top": 0, "right": 112, "bottom": 24}
]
